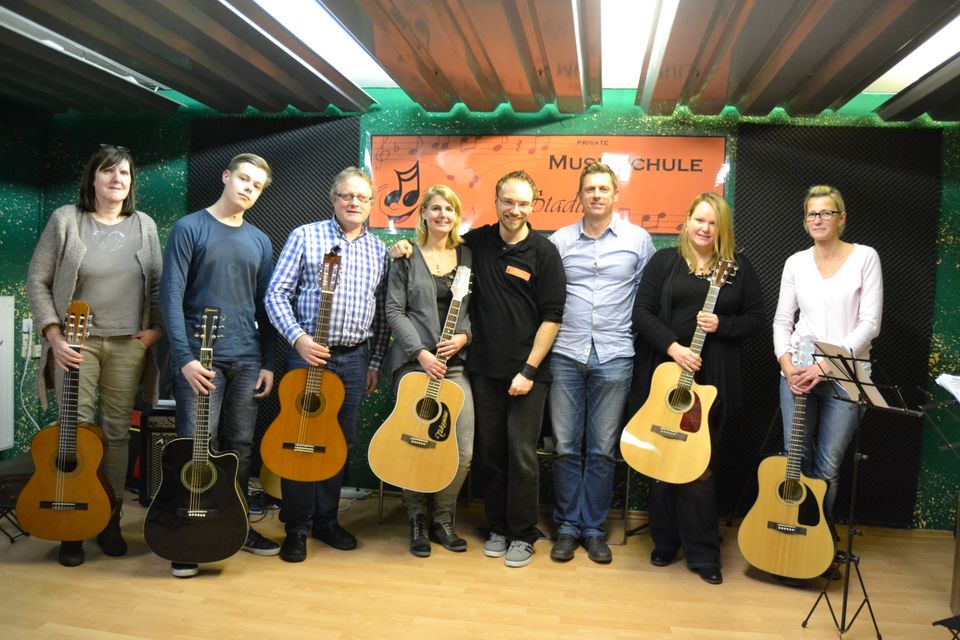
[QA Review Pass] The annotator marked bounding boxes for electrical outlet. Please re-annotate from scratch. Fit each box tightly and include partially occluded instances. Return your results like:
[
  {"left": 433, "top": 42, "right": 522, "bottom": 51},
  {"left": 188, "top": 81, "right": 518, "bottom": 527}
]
[
  {"left": 30, "top": 342, "right": 42, "bottom": 358},
  {"left": 20, "top": 318, "right": 32, "bottom": 359}
]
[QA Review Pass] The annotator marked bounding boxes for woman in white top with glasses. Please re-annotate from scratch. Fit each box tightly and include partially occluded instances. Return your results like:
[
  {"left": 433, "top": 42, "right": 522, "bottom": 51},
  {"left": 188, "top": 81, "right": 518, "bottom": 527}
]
[{"left": 772, "top": 184, "right": 882, "bottom": 520}]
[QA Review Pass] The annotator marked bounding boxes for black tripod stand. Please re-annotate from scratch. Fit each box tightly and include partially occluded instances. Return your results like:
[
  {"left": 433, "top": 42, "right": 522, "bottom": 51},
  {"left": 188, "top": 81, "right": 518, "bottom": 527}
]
[{"left": 801, "top": 343, "right": 920, "bottom": 638}]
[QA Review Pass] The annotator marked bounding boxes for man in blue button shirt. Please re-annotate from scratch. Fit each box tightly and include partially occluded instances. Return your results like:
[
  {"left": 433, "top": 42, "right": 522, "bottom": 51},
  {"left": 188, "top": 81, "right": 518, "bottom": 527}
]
[{"left": 548, "top": 162, "right": 655, "bottom": 564}]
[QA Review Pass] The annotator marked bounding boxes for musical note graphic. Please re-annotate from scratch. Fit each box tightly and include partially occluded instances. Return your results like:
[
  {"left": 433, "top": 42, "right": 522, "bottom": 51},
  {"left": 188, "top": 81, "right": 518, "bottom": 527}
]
[
  {"left": 641, "top": 211, "right": 667, "bottom": 230},
  {"left": 382, "top": 161, "right": 421, "bottom": 223}
]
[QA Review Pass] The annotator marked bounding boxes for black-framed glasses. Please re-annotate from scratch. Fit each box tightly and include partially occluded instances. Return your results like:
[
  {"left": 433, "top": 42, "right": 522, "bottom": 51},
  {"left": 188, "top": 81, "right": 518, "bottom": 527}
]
[
  {"left": 805, "top": 210, "right": 839, "bottom": 221},
  {"left": 99, "top": 144, "right": 130, "bottom": 153},
  {"left": 336, "top": 192, "right": 372, "bottom": 204}
]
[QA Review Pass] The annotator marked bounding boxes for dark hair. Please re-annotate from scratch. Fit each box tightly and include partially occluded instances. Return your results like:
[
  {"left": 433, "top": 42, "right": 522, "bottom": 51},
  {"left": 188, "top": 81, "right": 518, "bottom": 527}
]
[{"left": 78, "top": 145, "right": 136, "bottom": 215}]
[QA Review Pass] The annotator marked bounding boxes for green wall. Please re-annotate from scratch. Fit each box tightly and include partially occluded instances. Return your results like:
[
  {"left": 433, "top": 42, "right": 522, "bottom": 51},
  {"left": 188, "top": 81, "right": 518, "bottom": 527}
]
[{"left": 2, "top": 90, "right": 957, "bottom": 528}]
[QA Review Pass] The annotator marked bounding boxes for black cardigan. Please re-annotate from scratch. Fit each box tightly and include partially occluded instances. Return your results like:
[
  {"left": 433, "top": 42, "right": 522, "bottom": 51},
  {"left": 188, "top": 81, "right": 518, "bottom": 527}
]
[{"left": 631, "top": 247, "right": 765, "bottom": 414}]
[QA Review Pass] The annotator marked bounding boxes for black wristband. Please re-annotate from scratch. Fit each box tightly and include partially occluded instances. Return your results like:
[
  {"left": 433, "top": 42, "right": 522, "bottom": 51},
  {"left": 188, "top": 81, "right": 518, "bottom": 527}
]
[{"left": 521, "top": 363, "right": 538, "bottom": 380}]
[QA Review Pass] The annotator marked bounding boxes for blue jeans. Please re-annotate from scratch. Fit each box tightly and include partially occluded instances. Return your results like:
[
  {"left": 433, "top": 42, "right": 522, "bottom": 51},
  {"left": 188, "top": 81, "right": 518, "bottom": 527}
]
[
  {"left": 779, "top": 377, "right": 861, "bottom": 518},
  {"left": 280, "top": 345, "right": 369, "bottom": 534},
  {"left": 174, "top": 359, "right": 262, "bottom": 500},
  {"left": 549, "top": 348, "right": 632, "bottom": 538}
]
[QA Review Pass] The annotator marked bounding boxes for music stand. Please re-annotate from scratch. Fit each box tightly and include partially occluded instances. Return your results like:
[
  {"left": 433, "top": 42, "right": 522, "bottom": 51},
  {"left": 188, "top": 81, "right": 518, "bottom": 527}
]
[{"left": 801, "top": 341, "right": 919, "bottom": 639}]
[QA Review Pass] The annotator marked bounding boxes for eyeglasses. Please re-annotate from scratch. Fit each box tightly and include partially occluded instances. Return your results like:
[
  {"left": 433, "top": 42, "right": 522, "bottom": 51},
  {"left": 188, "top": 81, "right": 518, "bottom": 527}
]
[
  {"left": 99, "top": 144, "right": 130, "bottom": 153},
  {"left": 498, "top": 197, "right": 532, "bottom": 211},
  {"left": 336, "top": 192, "right": 372, "bottom": 204},
  {"left": 805, "top": 210, "right": 839, "bottom": 221}
]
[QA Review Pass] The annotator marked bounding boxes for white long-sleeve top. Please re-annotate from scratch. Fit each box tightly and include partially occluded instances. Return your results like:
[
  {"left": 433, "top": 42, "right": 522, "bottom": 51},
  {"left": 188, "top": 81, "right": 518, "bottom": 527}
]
[{"left": 773, "top": 244, "right": 883, "bottom": 365}]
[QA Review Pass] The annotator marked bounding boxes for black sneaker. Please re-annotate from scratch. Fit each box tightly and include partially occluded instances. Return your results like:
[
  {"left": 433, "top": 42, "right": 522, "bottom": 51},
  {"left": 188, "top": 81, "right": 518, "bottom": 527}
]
[
  {"left": 429, "top": 521, "right": 467, "bottom": 552},
  {"left": 243, "top": 529, "right": 280, "bottom": 556},
  {"left": 58, "top": 541, "right": 84, "bottom": 567},
  {"left": 170, "top": 562, "right": 199, "bottom": 578},
  {"left": 409, "top": 514, "right": 431, "bottom": 558},
  {"left": 280, "top": 533, "right": 307, "bottom": 563}
]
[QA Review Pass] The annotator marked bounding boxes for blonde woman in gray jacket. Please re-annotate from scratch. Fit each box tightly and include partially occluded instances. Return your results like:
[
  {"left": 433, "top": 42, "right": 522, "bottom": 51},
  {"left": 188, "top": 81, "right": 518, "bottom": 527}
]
[
  {"left": 384, "top": 185, "right": 474, "bottom": 558},
  {"left": 26, "top": 145, "right": 163, "bottom": 567}
]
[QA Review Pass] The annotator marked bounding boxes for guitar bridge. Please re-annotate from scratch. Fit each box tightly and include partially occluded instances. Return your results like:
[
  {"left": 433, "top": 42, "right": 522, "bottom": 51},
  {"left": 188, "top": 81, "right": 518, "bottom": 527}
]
[
  {"left": 401, "top": 434, "right": 437, "bottom": 449},
  {"left": 767, "top": 522, "right": 807, "bottom": 535},
  {"left": 651, "top": 425, "right": 688, "bottom": 441},
  {"left": 177, "top": 508, "right": 221, "bottom": 519},
  {"left": 282, "top": 442, "right": 328, "bottom": 453},
  {"left": 39, "top": 501, "right": 88, "bottom": 511}
]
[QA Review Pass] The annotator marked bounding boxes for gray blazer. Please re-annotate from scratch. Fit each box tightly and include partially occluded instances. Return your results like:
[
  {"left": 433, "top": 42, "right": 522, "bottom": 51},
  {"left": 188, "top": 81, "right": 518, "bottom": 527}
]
[
  {"left": 26, "top": 204, "right": 164, "bottom": 408},
  {"left": 383, "top": 244, "right": 472, "bottom": 386}
]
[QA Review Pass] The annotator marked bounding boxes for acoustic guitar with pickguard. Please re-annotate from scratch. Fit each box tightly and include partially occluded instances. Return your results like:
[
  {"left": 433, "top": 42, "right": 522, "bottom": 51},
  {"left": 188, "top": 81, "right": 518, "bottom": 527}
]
[
  {"left": 620, "top": 259, "right": 736, "bottom": 484},
  {"left": 737, "top": 336, "right": 835, "bottom": 579},
  {"left": 260, "top": 248, "right": 347, "bottom": 482},
  {"left": 367, "top": 265, "right": 470, "bottom": 493},
  {"left": 143, "top": 307, "right": 249, "bottom": 564},
  {"left": 18, "top": 301, "right": 113, "bottom": 541}
]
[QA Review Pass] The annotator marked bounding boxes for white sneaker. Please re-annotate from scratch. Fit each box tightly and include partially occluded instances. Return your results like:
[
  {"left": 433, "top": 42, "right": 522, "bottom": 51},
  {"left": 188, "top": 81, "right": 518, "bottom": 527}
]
[
  {"left": 505, "top": 540, "right": 534, "bottom": 567},
  {"left": 170, "top": 562, "right": 199, "bottom": 578},
  {"left": 483, "top": 532, "right": 507, "bottom": 557}
]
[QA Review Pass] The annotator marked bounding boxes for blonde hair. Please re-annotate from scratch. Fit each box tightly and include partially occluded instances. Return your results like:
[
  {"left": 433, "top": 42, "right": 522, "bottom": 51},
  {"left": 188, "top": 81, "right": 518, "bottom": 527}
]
[
  {"left": 804, "top": 184, "right": 846, "bottom": 236},
  {"left": 415, "top": 185, "right": 464, "bottom": 249},
  {"left": 677, "top": 192, "right": 736, "bottom": 272},
  {"left": 228, "top": 153, "right": 272, "bottom": 188}
]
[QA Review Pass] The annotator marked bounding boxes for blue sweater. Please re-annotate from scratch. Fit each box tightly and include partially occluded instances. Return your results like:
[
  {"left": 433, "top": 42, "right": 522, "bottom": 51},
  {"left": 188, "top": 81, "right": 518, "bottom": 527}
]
[{"left": 160, "top": 210, "right": 276, "bottom": 370}]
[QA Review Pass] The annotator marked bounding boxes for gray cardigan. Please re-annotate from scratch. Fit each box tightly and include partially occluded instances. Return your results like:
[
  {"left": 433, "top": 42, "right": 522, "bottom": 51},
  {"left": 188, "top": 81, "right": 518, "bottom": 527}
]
[
  {"left": 26, "top": 204, "right": 164, "bottom": 408},
  {"left": 383, "top": 245, "right": 473, "bottom": 386}
]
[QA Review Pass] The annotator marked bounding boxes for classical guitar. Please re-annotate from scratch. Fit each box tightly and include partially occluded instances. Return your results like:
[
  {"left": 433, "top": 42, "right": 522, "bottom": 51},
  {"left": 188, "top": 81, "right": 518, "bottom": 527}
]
[
  {"left": 261, "top": 248, "right": 347, "bottom": 482},
  {"left": 620, "top": 260, "right": 736, "bottom": 484},
  {"left": 18, "top": 301, "right": 112, "bottom": 541},
  {"left": 144, "top": 307, "right": 248, "bottom": 564},
  {"left": 368, "top": 266, "right": 470, "bottom": 493},
  {"left": 737, "top": 336, "right": 835, "bottom": 579}
]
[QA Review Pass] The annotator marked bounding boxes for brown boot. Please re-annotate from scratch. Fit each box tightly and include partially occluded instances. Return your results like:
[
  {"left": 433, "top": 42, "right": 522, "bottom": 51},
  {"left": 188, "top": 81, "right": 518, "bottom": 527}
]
[{"left": 96, "top": 501, "right": 127, "bottom": 557}]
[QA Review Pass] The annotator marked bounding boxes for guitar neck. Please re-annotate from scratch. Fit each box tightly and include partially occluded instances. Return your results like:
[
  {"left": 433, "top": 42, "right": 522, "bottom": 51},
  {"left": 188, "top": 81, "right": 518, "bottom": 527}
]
[
  {"left": 58, "top": 349, "right": 81, "bottom": 457},
  {"left": 785, "top": 395, "right": 807, "bottom": 481},
  {"left": 192, "top": 348, "right": 213, "bottom": 465},
  {"left": 678, "top": 282, "right": 721, "bottom": 388},
  {"left": 306, "top": 290, "right": 335, "bottom": 390},
  {"left": 425, "top": 299, "right": 462, "bottom": 399}
]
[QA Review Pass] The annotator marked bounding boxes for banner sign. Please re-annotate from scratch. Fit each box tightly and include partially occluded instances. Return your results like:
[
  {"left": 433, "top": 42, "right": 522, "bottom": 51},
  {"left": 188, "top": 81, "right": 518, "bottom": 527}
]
[{"left": 368, "top": 135, "right": 727, "bottom": 234}]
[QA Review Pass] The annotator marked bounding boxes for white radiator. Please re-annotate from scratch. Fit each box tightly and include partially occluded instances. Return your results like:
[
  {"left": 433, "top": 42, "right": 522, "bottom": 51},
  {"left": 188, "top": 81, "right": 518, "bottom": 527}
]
[{"left": 0, "top": 296, "right": 13, "bottom": 449}]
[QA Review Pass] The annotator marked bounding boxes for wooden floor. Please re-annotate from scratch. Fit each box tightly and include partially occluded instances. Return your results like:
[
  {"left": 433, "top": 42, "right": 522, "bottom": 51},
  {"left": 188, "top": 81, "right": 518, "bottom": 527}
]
[{"left": 0, "top": 494, "right": 954, "bottom": 640}]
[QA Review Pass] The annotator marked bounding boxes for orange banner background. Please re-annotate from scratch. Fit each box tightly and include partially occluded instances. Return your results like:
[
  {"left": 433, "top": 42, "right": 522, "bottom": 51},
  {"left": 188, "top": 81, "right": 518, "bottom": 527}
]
[{"left": 368, "top": 135, "right": 727, "bottom": 234}]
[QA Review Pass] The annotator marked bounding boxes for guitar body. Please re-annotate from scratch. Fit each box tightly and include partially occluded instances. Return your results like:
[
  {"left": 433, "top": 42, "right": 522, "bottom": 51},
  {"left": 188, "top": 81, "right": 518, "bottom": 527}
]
[
  {"left": 144, "top": 437, "right": 248, "bottom": 564},
  {"left": 738, "top": 455, "right": 835, "bottom": 579},
  {"left": 17, "top": 422, "right": 112, "bottom": 541},
  {"left": 620, "top": 361, "right": 715, "bottom": 484},
  {"left": 368, "top": 371, "right": 463, "bottom": 493},
  {"left": 261, "top": 367, "right": 348, "bottom": 482}
]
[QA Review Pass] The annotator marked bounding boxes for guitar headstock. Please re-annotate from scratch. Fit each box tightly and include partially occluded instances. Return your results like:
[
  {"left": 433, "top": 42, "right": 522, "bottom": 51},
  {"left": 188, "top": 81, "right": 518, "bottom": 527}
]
[
  {"left": 451, "top": 266, "right": 471, "bottom": 302},
  {"left": 64, "top": 301, "right": 92, "bottom": 349},
  {"left": 792, "top": 335, "right": 816, "bottom": 368},
  {"left": 196, "top": 306, "right": 223, "bottom": 355},
  {"left": 711, "top": 259, "right": 738, "bottom": 287},
  {"left": 320, "top": 247, "right": 342, "bottom": 294}
]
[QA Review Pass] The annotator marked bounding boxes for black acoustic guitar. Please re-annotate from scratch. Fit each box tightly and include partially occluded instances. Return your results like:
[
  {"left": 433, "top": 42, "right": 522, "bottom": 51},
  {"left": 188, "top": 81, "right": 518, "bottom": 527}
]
[{"left": 143, "top": 307, "right": 248, "bottom": 564}]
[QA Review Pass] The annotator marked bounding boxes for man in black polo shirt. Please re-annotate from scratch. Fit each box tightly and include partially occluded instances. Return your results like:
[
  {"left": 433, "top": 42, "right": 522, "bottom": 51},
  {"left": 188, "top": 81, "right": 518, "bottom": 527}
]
[
  {"left": 390, "top": 170, "right": 565, "bottom": 567},
  {"left": 467, "top": 170, "right": 566, "bottom": 567}
]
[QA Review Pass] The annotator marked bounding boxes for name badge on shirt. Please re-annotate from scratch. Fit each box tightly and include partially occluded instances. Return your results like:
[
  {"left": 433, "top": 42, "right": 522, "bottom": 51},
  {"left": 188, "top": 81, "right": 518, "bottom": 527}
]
[{"left": 505, "top": 265, "right": 531, "bottom": 281}]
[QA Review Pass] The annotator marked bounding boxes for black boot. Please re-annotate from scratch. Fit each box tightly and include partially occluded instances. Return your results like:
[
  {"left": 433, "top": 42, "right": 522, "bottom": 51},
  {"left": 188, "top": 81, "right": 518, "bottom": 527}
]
[
  {"left": 96, "top": 500, "right": 127, "bottom": 557},
  {"left": 58, "top": 541, "right": 84, "bottom": 567},
  {"left": 409, "top": 514, "right": 431, "bottom": 557}
]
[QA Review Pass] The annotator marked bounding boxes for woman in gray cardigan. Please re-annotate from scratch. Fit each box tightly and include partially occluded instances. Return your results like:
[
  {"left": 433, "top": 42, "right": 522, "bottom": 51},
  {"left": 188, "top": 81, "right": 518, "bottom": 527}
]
[
  {"left": 384, "top": 184, "right": 474, "bottom": 557},
  {"left": 26, "top": 145, "right": 163, "bottom": 567}
]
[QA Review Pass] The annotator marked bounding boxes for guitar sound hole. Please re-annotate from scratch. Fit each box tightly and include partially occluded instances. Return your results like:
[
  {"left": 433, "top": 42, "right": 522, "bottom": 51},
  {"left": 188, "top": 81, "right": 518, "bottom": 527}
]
[
  {"left": 667, "top": 387, "right": 693, "bottom": 412},
  {"left": 180, "top": 461, "right": 218, "bottom": 493},
  {"left": 415, "top": 397, "right": 440, "bottom": 422},
  {"left": 779, "top": 479, "right": 803, "bottom": 503},
  {"left": 298, "top": 391, "right": 326, "bottom": 416},
  {"left": 55, "top": 454, "right": 79, "bottom": 474}
]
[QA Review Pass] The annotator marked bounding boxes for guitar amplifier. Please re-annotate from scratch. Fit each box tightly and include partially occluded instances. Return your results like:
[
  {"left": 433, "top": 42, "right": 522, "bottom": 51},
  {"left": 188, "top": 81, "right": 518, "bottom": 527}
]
[{"left": 139, "top": 413, "right": 177, "bottom": 506}]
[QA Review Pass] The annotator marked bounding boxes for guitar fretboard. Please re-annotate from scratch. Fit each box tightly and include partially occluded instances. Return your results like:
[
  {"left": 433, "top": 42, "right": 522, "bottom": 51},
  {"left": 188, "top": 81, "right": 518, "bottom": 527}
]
[
  {"left": 677, "top": 282, "right": 721, "bottom": 390},
  {"left": 57, "top": 350, "right": 81, "bottom": 459},
  {"left": 306, "top": 289, "right": 335, "bottom": 391},
  {"left": 425, "top": 299, "right": 462, "bottom": 400}
]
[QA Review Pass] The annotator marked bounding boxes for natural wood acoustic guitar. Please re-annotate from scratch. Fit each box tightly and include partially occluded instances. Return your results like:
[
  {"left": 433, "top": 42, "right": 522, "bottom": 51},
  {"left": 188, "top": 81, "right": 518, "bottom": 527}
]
[
  {"left": 367, "top": 266, "right": 470, "bottom": 493},
  {"left": 619, "top": 260, "right": 735, "bottom": 484},
  {"left": 18, "top": 301, "right": 112, "bottom": 541}
]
